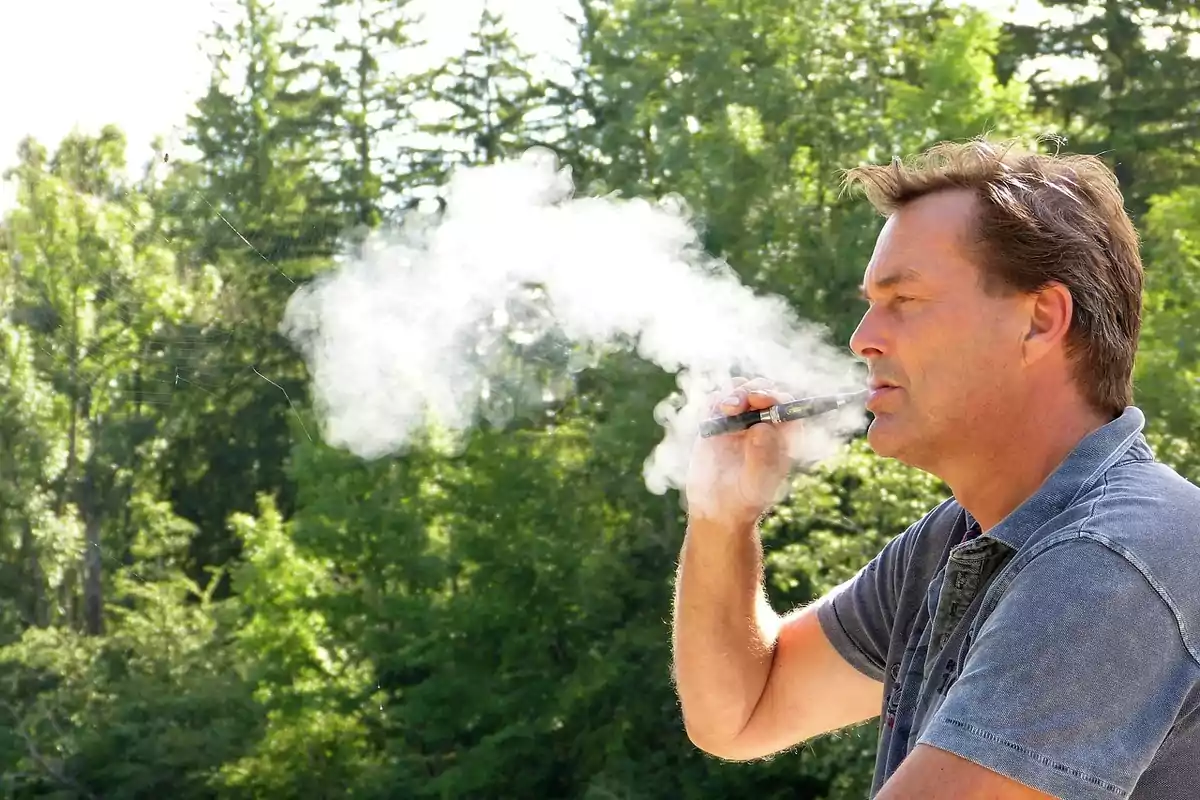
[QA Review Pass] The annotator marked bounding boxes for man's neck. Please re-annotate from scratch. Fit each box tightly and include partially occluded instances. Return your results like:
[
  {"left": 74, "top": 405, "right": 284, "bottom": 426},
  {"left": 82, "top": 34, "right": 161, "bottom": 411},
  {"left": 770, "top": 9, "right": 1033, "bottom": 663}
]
[{"left": 942, "top": 400, "right": 1114, "bottom": 532}]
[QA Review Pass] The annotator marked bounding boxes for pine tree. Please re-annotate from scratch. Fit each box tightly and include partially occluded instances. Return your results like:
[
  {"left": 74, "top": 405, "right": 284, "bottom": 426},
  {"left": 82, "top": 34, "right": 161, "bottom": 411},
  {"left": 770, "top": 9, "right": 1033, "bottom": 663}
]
[
  {"left": 153, "top": 0, "right": 339, "bottom": 583},
  {"left": 302, "top": 0, "right": 430, "bottom": 228},
  {"left": 999, "top": 0, "right": 1200, "bottom": 212},
  {"left": 421, "top": 7, "right": 557, "bottom": 177}
]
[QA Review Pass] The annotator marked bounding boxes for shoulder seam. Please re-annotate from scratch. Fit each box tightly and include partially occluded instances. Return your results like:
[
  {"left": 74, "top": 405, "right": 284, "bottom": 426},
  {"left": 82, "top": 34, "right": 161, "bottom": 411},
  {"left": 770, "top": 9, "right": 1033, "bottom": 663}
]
[
  {"left": 1070, "top": 529, "right": 1200, "bottom": 669},
  {"left": 1070, "top": 426, "right": 1146, "bottom": 506},
  {"left": 1078, "top": 474, "right": 1110, "bottom": 533}
]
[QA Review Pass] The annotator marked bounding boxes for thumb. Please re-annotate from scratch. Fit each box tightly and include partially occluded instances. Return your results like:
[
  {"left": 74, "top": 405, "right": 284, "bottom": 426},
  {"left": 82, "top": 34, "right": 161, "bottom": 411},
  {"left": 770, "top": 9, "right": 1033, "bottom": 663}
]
[
  {"left": 749, "top": 423, "right": 789, "bottom": 472},
  {"left": 747, "top": 423, "right": 774, "bottom": 452}
]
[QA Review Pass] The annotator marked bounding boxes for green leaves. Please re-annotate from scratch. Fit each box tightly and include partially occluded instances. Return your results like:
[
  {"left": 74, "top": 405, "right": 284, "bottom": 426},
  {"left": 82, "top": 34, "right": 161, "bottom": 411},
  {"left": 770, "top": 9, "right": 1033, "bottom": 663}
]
[
  {"left": 420, "top": 7, "right": 557, "bottom": 179},
  {"left": 1133, "top": 186, "right": 1200, "bottom": 481},
  {"left": 566, "top": 0, "right": 1044, "bottom": 348},
  {"left": 764, "top": 436, "right": 947, "bottom": 603},
  {"left": 999, "top": 0, "right": 1200, "bottom": 212},
  {"left": 1, "top": 0, "right": 1199, "bottom": 795}
]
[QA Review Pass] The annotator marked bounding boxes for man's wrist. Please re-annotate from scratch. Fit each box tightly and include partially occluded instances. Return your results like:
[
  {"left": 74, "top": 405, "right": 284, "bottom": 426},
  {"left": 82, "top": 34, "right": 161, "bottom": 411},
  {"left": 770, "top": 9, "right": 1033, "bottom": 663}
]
[{"left": 686, "top": 509, "right": 762, "bottom": 536}]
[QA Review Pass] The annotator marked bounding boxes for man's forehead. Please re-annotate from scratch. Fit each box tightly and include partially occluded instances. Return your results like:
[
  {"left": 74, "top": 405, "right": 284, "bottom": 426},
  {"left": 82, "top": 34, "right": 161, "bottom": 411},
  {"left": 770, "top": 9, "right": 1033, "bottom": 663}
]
[
  {"left": 861, "top": 194, "right": 980, "bottom": 289},
  {"left": 859, "top": 263, "right": 923, "bottom": 298}
]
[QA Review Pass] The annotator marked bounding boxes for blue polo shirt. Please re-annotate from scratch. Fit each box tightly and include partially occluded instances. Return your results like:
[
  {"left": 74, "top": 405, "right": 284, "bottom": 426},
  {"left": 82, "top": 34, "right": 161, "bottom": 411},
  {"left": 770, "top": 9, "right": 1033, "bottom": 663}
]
[{"left": 816, "top": 407, "right": 1200, "bottom": 798}]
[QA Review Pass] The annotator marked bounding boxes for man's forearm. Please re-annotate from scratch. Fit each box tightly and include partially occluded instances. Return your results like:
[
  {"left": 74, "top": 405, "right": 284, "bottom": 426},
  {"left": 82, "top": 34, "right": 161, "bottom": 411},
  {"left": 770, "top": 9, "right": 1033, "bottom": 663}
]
[{"left": 671, "top": 516, "right": 782, "bottom": 749}]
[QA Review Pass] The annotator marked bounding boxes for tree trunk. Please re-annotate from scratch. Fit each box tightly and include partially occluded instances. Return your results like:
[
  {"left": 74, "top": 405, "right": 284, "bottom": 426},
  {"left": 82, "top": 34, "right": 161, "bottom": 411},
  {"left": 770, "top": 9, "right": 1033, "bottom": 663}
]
[
  {"left": 83, "top": 512, "right": 103, "bottom": 636},
  {"left": 20, "top": 519, "right": 48, "bottom": 627},
  {"left": 81, "top": 411, "right": 104, "bottom": 637}
]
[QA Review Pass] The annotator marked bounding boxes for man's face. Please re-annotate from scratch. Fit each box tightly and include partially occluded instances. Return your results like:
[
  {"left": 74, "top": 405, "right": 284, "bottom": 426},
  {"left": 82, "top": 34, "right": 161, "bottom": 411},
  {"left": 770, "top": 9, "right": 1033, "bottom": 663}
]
[{"left": 850, "top": 190, "right": 1030, "bottom": 470}]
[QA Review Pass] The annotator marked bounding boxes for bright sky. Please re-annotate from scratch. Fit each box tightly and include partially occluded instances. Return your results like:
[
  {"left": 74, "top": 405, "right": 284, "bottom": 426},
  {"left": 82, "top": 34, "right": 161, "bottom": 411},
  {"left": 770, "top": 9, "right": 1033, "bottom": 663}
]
[
  {"left": 0, "top": 0, "right": 578, "bottom": 210},
  {"left": 0, "top": 0, "right": 1059, "bottom": 212}
]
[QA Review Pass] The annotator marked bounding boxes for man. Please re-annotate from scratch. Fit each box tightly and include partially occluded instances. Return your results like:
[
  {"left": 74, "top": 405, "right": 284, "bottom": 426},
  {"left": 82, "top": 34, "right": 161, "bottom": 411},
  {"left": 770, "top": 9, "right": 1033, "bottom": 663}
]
[{"left": 672, "top": 137, "right": 1200, "bottom": 799}]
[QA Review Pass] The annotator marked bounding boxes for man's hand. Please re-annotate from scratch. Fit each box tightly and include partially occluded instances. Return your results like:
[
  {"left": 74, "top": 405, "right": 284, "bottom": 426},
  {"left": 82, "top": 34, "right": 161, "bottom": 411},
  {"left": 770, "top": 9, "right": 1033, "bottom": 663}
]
[
  {"left": 877, "top": 745, "right": 1058, "bottom": 800},
  {"left": 685, "top": 377, "right": 801, "bottom": 526}
]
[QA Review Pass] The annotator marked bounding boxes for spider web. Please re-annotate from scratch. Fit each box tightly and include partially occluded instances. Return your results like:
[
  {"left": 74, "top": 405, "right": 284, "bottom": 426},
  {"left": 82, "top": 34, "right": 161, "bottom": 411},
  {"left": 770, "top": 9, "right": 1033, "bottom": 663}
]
[
  {"left": 5, "top": 156, "right": 321, "bottom": 601},
  {"left": 21, "top": 191, "right": 311, "bottom": 440}
]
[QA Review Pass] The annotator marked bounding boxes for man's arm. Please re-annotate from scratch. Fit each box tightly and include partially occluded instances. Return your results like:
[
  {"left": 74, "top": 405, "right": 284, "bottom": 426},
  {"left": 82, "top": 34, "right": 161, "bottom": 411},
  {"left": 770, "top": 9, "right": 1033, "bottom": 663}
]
[
  {"left": 876, "top": 744, "right": 1056, "bottom": 799},
  {"left": 674, "top": 380, "right": 905, "bottom": 760},
  {"left": 702, "top": 595, "right": 885, "bottom": 760},
  {"left": 672, "top": 516, "right": 887, "bottom": 760}
]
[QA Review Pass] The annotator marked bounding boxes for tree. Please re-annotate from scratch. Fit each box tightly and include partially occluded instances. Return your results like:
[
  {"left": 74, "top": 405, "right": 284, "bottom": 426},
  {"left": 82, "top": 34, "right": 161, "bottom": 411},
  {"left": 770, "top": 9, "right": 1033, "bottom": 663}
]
[
  {"left": 420, "top": 7, "right": 559, "bottom": 178},
  {"left": 153, "top": 0, "right": 343, "bottom": 584},
  {"left": 0, "top": 130, "right": 259, "bottom": 799},
  {"left": 2, "top": 128, "right": 206, "bottom": 635},
  {"left": 3, "top": 0, "right": 1199, "bottom": 795},
  {"left": 562, "top": 0, "right": 1038, "bottom": 343},
  {"left": 0, "top": 314, "right": 61, "bottom": 634},
  {"left": 1132, "top": 185, "right": 1200, "bottom": 481},
  {"left": 999, "top": 0, "right": 1200, "bottom": 213},
  {"left": 302, "top": 0, "right": 430, "bottom": 227}
]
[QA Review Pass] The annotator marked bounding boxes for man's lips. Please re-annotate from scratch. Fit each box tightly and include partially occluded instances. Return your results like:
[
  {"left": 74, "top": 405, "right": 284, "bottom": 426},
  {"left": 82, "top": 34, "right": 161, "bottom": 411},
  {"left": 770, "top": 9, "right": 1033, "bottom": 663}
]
[{"left": 867, "top": 381, "right": 900, "bottom": 408}]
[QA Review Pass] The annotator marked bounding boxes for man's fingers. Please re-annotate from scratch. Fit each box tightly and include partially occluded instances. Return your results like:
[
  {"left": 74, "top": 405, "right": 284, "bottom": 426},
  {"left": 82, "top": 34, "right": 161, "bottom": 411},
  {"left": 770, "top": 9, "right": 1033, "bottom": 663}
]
[
  {"left": 708, "top": 389, "right": 743, "bottom": 415},
  {"left": 746, "top": 388, "right": 794, "bottom": 411},
  {"left": 718, "top": 395, "right": 745, "bottom": 414},
  {"left": 710, "top": 378, "right": 798, "bottom": 416},
  {"left": 715, "top": 377, "right": 751, "bottom": 413},
  {"left": 717, "top": 378, "right": 751, "bottom": 413},
  {"left": 717, "top": 377, "right": 779, "bottom": 413}
]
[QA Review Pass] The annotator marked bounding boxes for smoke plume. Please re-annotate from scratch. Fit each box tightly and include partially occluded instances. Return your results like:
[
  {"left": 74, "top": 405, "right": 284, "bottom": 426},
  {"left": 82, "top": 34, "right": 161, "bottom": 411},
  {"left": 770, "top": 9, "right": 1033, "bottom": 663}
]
[{"left": 280, "top": 148, "right": 866, "bottom": 498}]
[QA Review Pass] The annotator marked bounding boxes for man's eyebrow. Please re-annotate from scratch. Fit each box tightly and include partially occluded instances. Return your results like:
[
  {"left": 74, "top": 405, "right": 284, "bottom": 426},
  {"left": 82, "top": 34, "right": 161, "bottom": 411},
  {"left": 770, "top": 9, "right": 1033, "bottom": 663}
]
[{"left": 859, "top": 267, "right": 921, "bottom": 300}]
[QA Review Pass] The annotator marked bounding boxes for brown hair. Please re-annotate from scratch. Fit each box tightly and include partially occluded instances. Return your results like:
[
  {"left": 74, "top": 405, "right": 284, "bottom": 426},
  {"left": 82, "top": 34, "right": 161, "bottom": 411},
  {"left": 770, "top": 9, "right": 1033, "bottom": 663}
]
[{"left": 841, "top": 136, "right": 1143, "bottom": 418}]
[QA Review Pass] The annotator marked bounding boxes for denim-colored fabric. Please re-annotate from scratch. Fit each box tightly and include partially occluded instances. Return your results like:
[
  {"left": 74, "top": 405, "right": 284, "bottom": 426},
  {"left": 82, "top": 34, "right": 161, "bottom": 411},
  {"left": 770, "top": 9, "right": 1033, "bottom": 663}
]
[{"left": 816, "top": 407, "right": 1200, "bottom": 799}]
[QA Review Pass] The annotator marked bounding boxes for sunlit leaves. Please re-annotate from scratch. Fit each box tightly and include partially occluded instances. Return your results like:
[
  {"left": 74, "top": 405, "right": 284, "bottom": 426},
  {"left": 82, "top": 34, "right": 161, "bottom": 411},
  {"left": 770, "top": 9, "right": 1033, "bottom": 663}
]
[
  {"left": 1133, "top": 186, "right": 1200, "bottom": 481},
  {"left": 0, "top": 0, "right": 1198, "bottom": 796}
]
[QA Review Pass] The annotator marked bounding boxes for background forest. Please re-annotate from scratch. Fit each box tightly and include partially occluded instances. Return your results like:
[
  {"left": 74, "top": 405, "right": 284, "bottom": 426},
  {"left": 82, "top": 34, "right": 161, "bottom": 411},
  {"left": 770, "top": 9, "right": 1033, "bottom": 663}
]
[{"left": 1, "top": 0, "right": 1199, "bottom": 797}]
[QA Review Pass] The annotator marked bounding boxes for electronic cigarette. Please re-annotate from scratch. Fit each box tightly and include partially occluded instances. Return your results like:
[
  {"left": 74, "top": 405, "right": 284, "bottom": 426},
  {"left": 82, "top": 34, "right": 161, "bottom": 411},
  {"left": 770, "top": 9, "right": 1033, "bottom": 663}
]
[{"left": 699, "top": 390, "right": 868, "bottom": 438}]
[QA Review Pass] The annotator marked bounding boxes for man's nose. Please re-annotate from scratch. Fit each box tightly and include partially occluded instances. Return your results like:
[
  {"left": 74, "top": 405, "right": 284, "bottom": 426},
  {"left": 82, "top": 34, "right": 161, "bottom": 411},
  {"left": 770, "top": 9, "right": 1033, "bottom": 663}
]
[{"left": 849, "top": 306, "right": 885, "bottom": 359}]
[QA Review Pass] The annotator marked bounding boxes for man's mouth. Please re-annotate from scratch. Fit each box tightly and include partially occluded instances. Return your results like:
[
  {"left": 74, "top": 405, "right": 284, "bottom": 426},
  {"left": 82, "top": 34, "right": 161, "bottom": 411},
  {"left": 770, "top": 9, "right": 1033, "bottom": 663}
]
[{"left": 867, "top": 379, "right": 900, "bottom": 406}]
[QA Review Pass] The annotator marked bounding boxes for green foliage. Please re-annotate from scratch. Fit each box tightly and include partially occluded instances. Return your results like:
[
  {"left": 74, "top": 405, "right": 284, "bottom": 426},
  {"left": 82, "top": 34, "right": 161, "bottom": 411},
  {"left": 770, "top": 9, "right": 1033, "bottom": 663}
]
[
  {"left": 216, "top": 495, "right": 378, "bottom": 798},
  {"left": 0, "top": 571, "right": 258, "bottom": 798},
  {"left": 420, "top": 8, "right": 559, "bottom": 175},
  {"left": 765, "top": 436, "right": 948, "bottom": 602},
  {"left": 565, "top": 0, "right": 1041, "bottom": 345},
  {"left": 302, "top": 0, "right": 428, "bottom": 227},
  {"left": 999, "top": 0, "right": 1200, "bottom": 211},
  {"left": 1134, "top": 186, "right": 1200, "bottom": 481},
  {"left": 0, "top": 0, "right": 1198, "bottom": 796}
]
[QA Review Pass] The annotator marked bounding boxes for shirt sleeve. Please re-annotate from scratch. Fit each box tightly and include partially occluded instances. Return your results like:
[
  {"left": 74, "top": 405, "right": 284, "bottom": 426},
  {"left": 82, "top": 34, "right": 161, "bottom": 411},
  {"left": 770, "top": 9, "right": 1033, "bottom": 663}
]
[
  {"left": 815, "top": 517, "right": 919, "bottom": 682},
  {"left": 916, "top": 537, "right": 1200, "bottom": 800}
]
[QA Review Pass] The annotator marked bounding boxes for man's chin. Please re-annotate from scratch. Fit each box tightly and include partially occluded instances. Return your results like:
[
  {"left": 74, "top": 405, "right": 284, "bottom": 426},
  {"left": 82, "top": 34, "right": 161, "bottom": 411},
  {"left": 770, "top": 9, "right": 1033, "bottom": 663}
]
[{"left": 865, "top": 414, "right": 907, "bottom": 459}]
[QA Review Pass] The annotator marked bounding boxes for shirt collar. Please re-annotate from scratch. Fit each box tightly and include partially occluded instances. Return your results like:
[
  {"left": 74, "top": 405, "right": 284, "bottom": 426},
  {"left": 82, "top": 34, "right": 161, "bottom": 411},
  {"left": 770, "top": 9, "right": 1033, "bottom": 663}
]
[{"left": 969, "top": 406, "right": 1148, "bottom": 551}]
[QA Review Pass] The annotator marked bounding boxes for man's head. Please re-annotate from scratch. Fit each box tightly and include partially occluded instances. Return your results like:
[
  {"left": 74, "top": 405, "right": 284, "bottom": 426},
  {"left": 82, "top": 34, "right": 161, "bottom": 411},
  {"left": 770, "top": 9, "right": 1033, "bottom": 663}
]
[{"left": 844, "top": 137, "right": 1143, "bottom": 471}]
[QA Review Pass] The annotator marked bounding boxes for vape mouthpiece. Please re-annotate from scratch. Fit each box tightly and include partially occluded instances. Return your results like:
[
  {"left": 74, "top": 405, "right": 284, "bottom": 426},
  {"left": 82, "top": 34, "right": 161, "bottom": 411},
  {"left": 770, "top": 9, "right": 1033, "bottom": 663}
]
[{"left": 699, "top": 389, "right": 868, "bottom": 438}]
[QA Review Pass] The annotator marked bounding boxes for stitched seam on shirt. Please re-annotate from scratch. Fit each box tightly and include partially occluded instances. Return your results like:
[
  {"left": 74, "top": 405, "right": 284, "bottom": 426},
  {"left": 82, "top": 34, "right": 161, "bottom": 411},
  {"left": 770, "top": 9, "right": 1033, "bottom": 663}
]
[
  {"left": 940, "top": 718, "right": 1125, "bottom": 795},
  {"left": 1074, "top": 529, "right": 1200, "bottom": 668},
  {"left": 974, "top": 476, "right": 1112, "bottom": 618},
  {"left": 977, "top": 477, "right": 1107, "bottom": 606},
  {"left": 1073, "top": 427, "right": 1142, "bottom": 505},
  {"left": 977, "top": 504, "right": 1096, "bottom": 618},
  {"left": 826, "top": 600, "right": 885, "bottom": 677},
  {"left": 986, "top": 522, "right": 1200, "bottom": 668},
  {"left": 968, "top": 513, "right": 1173, "bottom": 657},
  {"left": 985, "top": 523, "right": 1200, "bottom": 668},
  {"left": 1078, "top": 473, "right": 1110, "bottom": 534}
]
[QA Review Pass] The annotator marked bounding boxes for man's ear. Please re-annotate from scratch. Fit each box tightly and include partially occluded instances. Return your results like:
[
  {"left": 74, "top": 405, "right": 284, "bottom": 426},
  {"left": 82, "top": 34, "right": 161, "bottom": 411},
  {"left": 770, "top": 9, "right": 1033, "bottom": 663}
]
[{"left": 1023, "top": 282, "right": 1073, "bottom": 364}]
